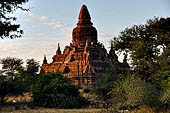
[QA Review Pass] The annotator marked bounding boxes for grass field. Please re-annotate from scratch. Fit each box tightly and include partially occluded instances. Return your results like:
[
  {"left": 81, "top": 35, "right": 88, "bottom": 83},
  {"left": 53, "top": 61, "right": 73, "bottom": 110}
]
[
  {"left": 2, "top": 105, "right": 170, "bottom": 113},
  {"left": 0, "top": 108, "right": 104, "bottom": 113}
]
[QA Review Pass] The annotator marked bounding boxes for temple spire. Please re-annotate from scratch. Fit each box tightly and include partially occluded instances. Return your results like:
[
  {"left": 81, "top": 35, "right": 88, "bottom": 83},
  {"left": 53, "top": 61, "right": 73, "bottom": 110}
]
[
  {"left": 109, "top": 44, "right": 118, "bottom": 61},
  {"left": 77, "top": 4, "right": 92, "bottom": 26},
  {"left": 56, "top": 43, "right": 61, "bottom": 55},
  {"left": 43, "top": 55, "right": 48, "bottom": 64}
]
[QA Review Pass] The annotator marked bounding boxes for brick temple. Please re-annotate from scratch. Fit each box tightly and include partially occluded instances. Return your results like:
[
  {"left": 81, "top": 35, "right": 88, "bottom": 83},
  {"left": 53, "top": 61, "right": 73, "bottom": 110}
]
[{"left": 40, "top": 5, "right": 129, "bottom": 87}]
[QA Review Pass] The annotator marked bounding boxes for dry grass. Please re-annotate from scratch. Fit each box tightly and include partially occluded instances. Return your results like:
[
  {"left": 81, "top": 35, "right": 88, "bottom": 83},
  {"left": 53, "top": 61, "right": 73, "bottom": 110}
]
[
  {"left": 2, "top": 106, "right": 170, "bottom": 113},
  {"left": 4, "top": 93, "right": 32, "bottom": 103},
  {"left": 0, "top": 108, "right": 103, "bottom": 113}
]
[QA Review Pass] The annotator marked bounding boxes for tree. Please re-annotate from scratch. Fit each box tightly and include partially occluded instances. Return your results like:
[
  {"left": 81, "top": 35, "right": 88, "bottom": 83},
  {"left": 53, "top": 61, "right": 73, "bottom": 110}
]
[
  {"left": 25, "top": 59, "right": 40, "bottom": 74},
  {"left": 111, "top": 17, "right": 170, "bottom": 80},
  {"left": 20, "top": 59, "right": 40, "bottom": 89},
  {"left": 0, "top": 0, "right": 29, "bottom": 39},
  {"left": 0, "top": 57, "right": 24, "bottom": 80},
  {"left": 93, "top": 75, "right": 114, "bottom": 101},
  {"left": 0, "top": 76, "right": 25, "bottom": 104},
  {"left": 0, "top": 76, "right": 9, "bottom": 104},
  {"left": 110, "top": 75, "right": 160, "bottom": 108},
  {"left": 30, "top": 73, "right": 87, "bottom": 108}
]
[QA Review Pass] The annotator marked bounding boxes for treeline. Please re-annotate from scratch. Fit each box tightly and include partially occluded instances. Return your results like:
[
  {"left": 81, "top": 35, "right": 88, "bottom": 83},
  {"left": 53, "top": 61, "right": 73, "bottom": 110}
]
[
  {"left": 0, "top": 58, "right": 87, "bottom": 108},
  {"left": 92, "top": 17, "right": 170, "bottom": 112},
  {"left": 0, "top": 58, "right": 39, "bottom": 104}
]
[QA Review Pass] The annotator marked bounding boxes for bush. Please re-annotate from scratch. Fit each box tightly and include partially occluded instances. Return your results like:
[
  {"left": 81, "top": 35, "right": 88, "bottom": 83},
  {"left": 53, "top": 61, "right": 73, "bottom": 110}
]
[
  {"left": 30, "top": 73, "right": 88, "bottom": 108},
  {"left": 160, "top": 87, "right": 170, "bottom": 108},
  {"left": 0, "top": 76, "right": 9, "bottom": 104},
  {"left": 83, "top": 87, "right": 91, "bottom": 93},
  {"left": 110, "top": 75, "right": 160, "bottom": 108},
  {"left": 93, "top": 75, "right": 114, "bottom": 101},
  {"left": 22, "top": 75, "right": 37, "bottom": 92},
  {"left": 0, "top": 76, "right": 25, "bottom": 104},
  {"left": 151, "top": 70, "right": 170, "bottom": 88}
]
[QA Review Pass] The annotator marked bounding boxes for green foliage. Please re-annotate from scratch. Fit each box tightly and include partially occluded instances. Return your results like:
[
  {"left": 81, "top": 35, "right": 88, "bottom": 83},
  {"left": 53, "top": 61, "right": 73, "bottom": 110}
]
[
  {"left": 0, "top": 57, "right": 40, "bottom": 104},
  {"left": 83, "top": 87, "right": 91, "bottom": 93},
  {"left": 152, "top": 70, "right": 170, "bottom": 88},
  {"left": 160, "top": 87, "right": 170, "bottom": 107},
  {"left": 22, "top": 75, "right": 37, "bottom": 92},
  {"left": 0, "top": 76, "right": 25, "bottom": 104},
  {"left": 0, "top": 57, "right": 40, "bottom": 80},
  {"left": 25, "top": 59, "right": 40, "bottom": 74},
  {"left": 0, "top": 57, "right": 24, "bottom": 80},
  {"left": 0, "top": 0, "right": 29, "bottom": 39},
  {"left": 108, "top": 17, "right": 170, "bottom": 110},
  {"left": 110, "top": 76, "right": 160, "bottom": 107},
  {"left": 8, "top": 79, "right": 26, "bottom": 96},
  {"left": 111, "top": 17, "right": 170, "bottom": 80},
  {"left": 93, "top": 75, "right": 114, "bottom": 101},
  {"left": 30, "top": 73, "right": 87, "bottom": 108},
  {"left": 0, "top": 76, "right": 9, "bottom": 104},
  {"left": 19, "top": 59, "right": 40, "bottom": 79}
]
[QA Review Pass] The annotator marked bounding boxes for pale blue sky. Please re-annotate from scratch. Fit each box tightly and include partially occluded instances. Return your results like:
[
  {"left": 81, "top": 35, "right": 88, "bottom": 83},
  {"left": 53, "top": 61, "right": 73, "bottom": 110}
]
[{"left": 0, "top": 0, "right": 169, "bottom": 65}]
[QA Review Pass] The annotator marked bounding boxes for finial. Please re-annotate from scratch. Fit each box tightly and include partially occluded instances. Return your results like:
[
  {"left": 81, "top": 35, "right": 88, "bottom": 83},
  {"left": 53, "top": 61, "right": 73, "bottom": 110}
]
[
  {"left": 58, "top": 43, "right": 60, "bottom": 50},
  {"left": 56, "top": 43, "right": 61, "bottom": 55},
  {"left": 77, "top": 5, "right": 92, "bottom": 26},
  {"left": 43, "top": 55, "right": 48, "bottom": 64}
]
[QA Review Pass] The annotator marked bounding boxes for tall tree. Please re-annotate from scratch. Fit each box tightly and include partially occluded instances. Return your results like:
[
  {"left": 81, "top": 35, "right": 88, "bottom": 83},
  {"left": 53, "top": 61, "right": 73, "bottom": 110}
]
[
  {"left": 25, "top": 59, "right": 40, "bottom": 74},
  {"left": 111, "top": 17, "right": 170, "bottom": 80},
  {"left": 20, "top": 59, "right": 40, "bottom": 79},
  {"left": 0, "top": 57, "right": 24, "bottom": 80},
  {"left": 0, "top": 76, "right": 9, "bottom": 104},
  {"left": 0, "top": 0, "right": 29, "bottom": 39}
]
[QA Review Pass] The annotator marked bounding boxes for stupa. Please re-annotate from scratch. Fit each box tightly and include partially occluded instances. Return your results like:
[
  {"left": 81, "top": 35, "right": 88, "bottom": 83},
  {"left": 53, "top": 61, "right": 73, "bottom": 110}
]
[{"left": 40, "top": 5, "right": 129, "bottom": 87}]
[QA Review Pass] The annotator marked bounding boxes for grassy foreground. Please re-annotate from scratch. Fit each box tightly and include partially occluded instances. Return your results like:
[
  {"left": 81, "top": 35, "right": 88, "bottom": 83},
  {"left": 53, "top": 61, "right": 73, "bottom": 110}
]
[
  {"left": 0, "top": 108, "right": 103, "bottom": 113},
  {"left": 1, "top": 105, "right": 170, "bottom": 113}
]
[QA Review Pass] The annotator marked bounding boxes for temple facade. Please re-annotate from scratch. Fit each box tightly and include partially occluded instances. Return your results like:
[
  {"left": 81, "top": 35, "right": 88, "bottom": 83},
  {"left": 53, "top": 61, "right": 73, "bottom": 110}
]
[{"left": 40, "top": 5, "right": 129, "bottom": 87}]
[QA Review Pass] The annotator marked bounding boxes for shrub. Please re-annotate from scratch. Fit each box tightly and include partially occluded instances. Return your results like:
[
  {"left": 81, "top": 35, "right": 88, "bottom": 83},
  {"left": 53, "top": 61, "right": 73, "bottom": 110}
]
[
  {"left": 83, "top": 87, "right": 91, "bottom": 93},
  {"left": 160, "top": 87, "right": 170, "bottom": 108},
  {"left": 22, "top": 75, "right": 37, "bottom": 92},
  {"left": 93, "top": 75, "right": 114, "bottom": 101},
  {"left": 8, "top": 79, "right": 25, "bottom": 95},
  {"left": 0, "top": 76, "right": 9, "bottom": 104},
  {"left": 0, "top": 76, "right": 25, "bottom": 104},
  {"left": 151, "top": 70, "right": 170, "bottom": 88},
  {"left": 30, "top": 73, "right": 88, "bottom": 108},
  {"left": 110, "top": 75, "right": 160, "bottom": 108}
]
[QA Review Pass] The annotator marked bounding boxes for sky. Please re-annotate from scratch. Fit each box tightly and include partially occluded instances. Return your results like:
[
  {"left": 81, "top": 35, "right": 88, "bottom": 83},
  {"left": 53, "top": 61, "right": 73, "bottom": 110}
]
[{"left": 0, "top": 0, "right": 169, "bottom": 66}]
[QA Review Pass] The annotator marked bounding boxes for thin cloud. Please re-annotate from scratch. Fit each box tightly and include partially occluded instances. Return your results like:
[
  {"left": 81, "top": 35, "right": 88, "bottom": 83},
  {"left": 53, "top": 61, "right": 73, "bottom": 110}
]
[
  {"left": 98, "top": 30, "right": 113, "bottom": 50},
  {"left": 43, "top": 21, "right": 71, "bottom": 30},
  {"left": 0, "top": 42, "right": 57, "bottom": 65},
  {"left": 21, "top": 18, "right": 32, "bottom": 22},
  {"left": 43, "top": 20, "right": 72, "bottom": 38},
  {"left": 40, "top": 16, "right": 48, "bottom": 21},
  {"left": 36, "top": 32, "right": 45, "bottom": 37}
]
